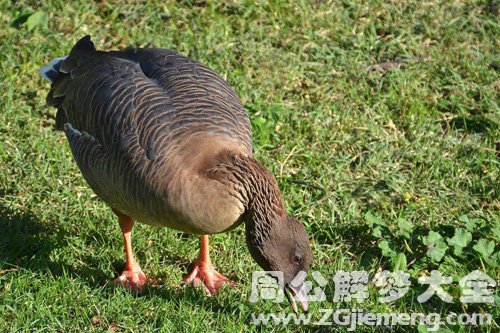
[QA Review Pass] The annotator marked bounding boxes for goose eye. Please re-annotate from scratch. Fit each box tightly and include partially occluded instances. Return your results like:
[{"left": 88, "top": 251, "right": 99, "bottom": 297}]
[{"left": 293, "top": 256, "right": 302, "bottom": 264}]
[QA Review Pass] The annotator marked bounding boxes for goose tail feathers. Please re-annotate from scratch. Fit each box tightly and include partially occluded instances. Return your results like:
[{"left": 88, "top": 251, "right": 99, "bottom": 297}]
[{"left": 40, "top": 35, "right": 96, "bottom": 83}]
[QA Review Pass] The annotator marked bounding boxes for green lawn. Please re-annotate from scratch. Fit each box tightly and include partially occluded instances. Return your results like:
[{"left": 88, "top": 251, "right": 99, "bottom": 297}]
[{"left": 0, "top": 1, "right": 498, "bottom": 332}]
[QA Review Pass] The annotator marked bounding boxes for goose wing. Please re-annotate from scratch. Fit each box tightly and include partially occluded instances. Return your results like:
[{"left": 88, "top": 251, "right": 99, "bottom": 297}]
[
  {"left": 46, "top": 36, "right": 251, "bottom": 221},
  {"left": 108, "top": 47, "right": 252, "bottom": 154}
]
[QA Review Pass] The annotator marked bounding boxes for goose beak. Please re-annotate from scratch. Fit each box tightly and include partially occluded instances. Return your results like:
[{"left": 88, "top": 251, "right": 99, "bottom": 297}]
[{"left": 285, "top": 283, "right": 309, "bottom": 313}]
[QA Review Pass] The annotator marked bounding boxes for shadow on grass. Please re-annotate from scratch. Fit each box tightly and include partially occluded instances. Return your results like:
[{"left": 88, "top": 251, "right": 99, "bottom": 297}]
[
  {"left": 443, "top": 115, "right": 498, "bottom": 134},
  {"left": 0, "top": 203, "right": 109, "bottom": 286},
  {"left": 0, "top": 203, "right": 63, "bottom": 268},
  {"left": 0, "top": 203, "right": 244, "bottom": 312}
]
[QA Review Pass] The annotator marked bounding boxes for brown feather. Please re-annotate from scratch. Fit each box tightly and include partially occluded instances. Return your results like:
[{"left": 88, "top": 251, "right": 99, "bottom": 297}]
[{"left": 45, "top": 36, "right": 311, "bottom": 288}]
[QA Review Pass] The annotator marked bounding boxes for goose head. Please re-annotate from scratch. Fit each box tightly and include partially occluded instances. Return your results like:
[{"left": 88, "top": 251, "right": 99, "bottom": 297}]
[{"left": 246, "top": 213, "right": 312, "bottom": 313}]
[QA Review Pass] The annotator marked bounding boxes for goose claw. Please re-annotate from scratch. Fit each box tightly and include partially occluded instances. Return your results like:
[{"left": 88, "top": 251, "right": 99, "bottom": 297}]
[
  {"left": 112, "top": 268, "right": 148, "bottom": 295},
  {"left": 182, "top": 261, "right": 236, "bottom": 294}
]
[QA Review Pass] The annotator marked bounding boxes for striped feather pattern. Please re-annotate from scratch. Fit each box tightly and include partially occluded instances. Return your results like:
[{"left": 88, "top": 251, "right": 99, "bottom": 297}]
[{"left": 48, "top": 37, "right": 252, "bottom": 233}]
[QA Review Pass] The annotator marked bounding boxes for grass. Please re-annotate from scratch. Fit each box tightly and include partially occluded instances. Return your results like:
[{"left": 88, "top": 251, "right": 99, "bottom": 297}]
[{"left": 0, "top": 0, "right": 498, "bottom": 332}]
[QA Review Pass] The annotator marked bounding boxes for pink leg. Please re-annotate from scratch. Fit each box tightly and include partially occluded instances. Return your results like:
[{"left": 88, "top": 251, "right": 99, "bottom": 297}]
[
  {"left": 182, "top": 235, "right": 235, "bottom": 294},
  {"left": 112, "top": 215, "right": 148, "bottom": 294}
]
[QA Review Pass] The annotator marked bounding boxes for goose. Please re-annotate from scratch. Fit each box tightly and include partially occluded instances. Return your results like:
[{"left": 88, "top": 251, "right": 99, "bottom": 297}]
[{"left": 41, "top": 36, "right": 311, "bottom": 312}]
